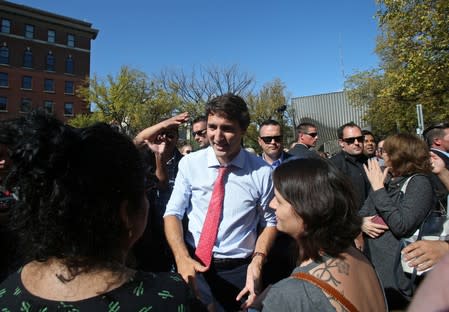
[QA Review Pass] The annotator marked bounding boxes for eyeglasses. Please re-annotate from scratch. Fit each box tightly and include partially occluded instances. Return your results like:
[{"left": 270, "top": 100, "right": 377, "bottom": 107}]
[
  {"left": 342, "top": 136, "right": 365, "bottom": 144},
  {"left": 304, "top": 132, "right": 318, "bottom": 138},
  {"left": 192, "top": 129, "right": 207, "bottom": 137},
  {"left": 260, "top": 136, "right": 283, "bottom": 144}
]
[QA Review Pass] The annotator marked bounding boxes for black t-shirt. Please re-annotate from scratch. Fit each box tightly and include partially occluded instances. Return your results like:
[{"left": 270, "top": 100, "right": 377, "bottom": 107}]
[{"left": 0, "top": 270, "right": 205, "bottom": 311}]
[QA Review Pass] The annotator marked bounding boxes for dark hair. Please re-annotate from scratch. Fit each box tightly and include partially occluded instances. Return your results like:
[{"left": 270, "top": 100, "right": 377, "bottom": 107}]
[
  {"left": 0, "top": 111, "right": 145, "bottom": 277},
  {"left": 337, "top": 122, "right": 361, "bottom": 139},
  {"left": 423, "top": 122, "right": 449, "bottom": 147},
  {"left": 362, "top": 129, "right": 376, "bottom": 141},
  {"left": 383, "top": 133, "right": 432, "bottom": 176},
  {"left": 260, "top": 119, "right": 280, "bottom": 128},
  {"left": 259, "top": 119, "right": 281, "bottom": 133},
  {"left": 296, "top": 122, "right": 316, "bottom": 134},
  {"left": 192, "top": 115, "right": 207, "bottom": 125},
  {"left": 205, "top": 93, "right": 250, "bottom": 131},
  {"left": 273, "top": 158, "right": 361, "bottom": 262}
]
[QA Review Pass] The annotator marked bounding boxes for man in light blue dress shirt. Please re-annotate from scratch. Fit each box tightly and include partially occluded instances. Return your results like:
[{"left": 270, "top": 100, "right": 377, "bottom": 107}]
[{"left": 164, "top": 94, "right": 277, "bottom": 311}]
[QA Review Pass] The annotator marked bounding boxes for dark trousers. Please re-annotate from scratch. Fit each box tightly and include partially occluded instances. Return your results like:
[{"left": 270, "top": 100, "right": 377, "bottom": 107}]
[{"left": 203, "top": 259, "right": 249, "bottom": 311}]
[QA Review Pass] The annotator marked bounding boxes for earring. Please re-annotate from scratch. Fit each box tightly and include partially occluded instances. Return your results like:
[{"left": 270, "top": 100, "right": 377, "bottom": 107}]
[{"left": 128, "top": 229, "right": 133, "bottom": 238}]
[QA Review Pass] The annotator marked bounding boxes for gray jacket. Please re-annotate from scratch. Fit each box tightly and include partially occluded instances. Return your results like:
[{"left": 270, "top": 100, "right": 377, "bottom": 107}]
[{"left": 359, "top": 174, "right": 435, "bottom": 292}]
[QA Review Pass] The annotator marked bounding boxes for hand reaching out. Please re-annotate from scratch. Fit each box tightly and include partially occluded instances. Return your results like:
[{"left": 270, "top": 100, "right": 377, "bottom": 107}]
[
  {"left": 236, "top": 257, "right": 264, "bottom": 309},
  {"left": 402, "top": 240, "right": 449, "bottom": 272}
]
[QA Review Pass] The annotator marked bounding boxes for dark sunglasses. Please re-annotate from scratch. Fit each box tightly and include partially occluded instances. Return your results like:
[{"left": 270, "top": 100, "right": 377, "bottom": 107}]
[
  {"left": 304, "top": 132, "right": 318, "bottom": 138},
  {"left": 260, "top": 136, "right": 282, "bottom": 144},
  {"left": 342, "top": 136, "right": 365, "bottom": 144},
  {"left": 192, "top": 129, "right": 207, "bottom": 137}
]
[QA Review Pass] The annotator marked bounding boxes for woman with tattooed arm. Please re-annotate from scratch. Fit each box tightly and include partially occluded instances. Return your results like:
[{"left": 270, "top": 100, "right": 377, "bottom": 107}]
[{"left": 260, "top": 158, "right": 387, "bottom": 312}]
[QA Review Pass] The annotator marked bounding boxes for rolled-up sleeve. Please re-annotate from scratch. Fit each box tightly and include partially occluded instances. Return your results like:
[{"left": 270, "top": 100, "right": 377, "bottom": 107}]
[{"left": 164, "top": 157, "right": 191, "bottom": 220}]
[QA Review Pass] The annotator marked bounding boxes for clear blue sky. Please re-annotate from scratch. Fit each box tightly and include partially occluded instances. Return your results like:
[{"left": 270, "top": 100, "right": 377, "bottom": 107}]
[{"left": 16, "top": 0, "right": 380, "bottom": 98}]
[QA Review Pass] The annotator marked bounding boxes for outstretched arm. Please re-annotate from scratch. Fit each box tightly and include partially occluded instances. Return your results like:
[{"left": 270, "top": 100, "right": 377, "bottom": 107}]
[
  {"left": 164, "top": 215, "right": 207, "bottom": 298},
  {"left": 237, "top": 225, "right": 277, "bottom": 309}
]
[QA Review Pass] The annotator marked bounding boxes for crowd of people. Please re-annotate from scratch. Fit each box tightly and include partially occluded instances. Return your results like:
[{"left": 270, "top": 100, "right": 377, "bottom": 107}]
[{"left": 0, "top": 93, "right": 448, "bottom": 311}]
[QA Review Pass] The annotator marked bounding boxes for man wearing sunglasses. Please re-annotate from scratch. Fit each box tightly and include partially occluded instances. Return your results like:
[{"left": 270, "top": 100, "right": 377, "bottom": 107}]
[
  {"left": 289, "top": 122, "right": 320, "bottom": 159},
  {"left": 257, "top": 120, "right": 296, "bottom": 288},
  {"left": 258, "top": 119, "right": 291, "bottom": 169},
  {"left": 330, "top": 122, "right": 370, "bottom": 210},
  {"left": 192, "top": 116, "right": 210, "bottom": 149}
]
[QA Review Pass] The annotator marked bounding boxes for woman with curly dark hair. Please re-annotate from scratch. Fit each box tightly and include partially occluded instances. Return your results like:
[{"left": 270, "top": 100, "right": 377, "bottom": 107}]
[
  {"left": 360, "top": 133, "right": 435, "bottom": 309},
  {"left": 261, "top": 158, "right": 386, "bottom": 311},
  {"left": 0, "top": 112, "right": 202, "bottom": 311}
]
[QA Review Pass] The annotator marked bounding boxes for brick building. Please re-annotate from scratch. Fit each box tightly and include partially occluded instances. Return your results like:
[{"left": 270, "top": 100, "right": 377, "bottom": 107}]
[{"left": 0, "top": 1, "right": 98, "bottom": 122}]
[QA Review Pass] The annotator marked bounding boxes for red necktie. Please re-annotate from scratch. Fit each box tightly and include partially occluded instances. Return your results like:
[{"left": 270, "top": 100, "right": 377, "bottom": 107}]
[{"left": 195, "top": 166, "right": 229, "bottom": 268}]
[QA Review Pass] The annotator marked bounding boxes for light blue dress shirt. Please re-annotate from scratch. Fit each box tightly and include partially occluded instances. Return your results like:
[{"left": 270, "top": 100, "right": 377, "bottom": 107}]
[{"left": 164, "top": 146, "right": 276, "bottom": 259}]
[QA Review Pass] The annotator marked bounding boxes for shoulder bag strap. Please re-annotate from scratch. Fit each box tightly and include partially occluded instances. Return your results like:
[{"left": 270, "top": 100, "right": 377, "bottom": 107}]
[
  {"left": 291, "top": 272, "right": 359, "bottom": 312},
  {"left": 400, "top": 174, "right": 417, "bottom": 193},
  {"left": 394, "top": 174, "right": 425, "bottom": 298}
]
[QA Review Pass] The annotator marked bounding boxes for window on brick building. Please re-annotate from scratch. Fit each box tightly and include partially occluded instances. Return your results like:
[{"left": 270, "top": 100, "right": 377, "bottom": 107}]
[
  {"left": 0, "top": 46, "right": 9, "bottom": 64},
  {"left": 43, "top": 100, "right": 54, "bottom": 114},
  {"left": 0, "top": 96, "right": 7, "bottom": 111},
  {"left": 44, "top": 79, "right": 55, "bottom": 92},
  {"left": 64, "top": 102, "right": 74, "bottom": 116},
  {"left": 64, "top": 81, "right": 74, "bottom": 94},
  {"left": 67, "top": 34, "right": 75, "bottom": 47},
  {"left": 65, "top": 55, "right": 74, "bottom": 74},
  {"left": 23, "top": 48, "right": 33, "bottom": 68},
  {"left": 22, "top": 76, "right": 32, "bottom": 89},
  {"left": 46, "top": 52, "right": 55, "bottom": 71},
  {"left": 25, "top": 24, "right": 34, "bottom": 39},
  {"left": 0, "top": 72, "right": 8, "bottom": 87},
  {"left": 1, "top": 19, "right": 10, "bottom": 33},
  {"left": 48, "top": 30, "right": 56, "bottom": 43},
  {"left": 20, "top": 98, "right": 32, "bottom": 113}
]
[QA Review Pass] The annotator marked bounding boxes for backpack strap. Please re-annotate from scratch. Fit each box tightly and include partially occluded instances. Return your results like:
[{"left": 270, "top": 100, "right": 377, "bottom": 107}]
[{"left": 291, "top": 272, "right": 359, "bottom": 312}]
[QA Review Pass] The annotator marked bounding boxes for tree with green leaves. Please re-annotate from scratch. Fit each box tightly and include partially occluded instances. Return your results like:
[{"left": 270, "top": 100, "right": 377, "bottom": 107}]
[
  {"left": 70, "top": 66, "right": 181, "bottom": 137},
  {"left": 345, "top": 0, "right": 449, "bottom": 135},
  {"left": 245, "top": 78, "right": 294, "bottom": 151}
]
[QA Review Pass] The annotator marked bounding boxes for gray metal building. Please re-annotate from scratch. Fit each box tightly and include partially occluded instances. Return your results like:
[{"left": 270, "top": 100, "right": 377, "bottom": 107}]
[{"left": 291, "top": 91, "right": 369, "bottom": 155}]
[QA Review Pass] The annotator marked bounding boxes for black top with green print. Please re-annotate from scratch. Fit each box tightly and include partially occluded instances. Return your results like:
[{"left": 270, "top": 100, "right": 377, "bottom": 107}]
[{"left": 0, "top": 270, "right": 205, "bottom": 311}]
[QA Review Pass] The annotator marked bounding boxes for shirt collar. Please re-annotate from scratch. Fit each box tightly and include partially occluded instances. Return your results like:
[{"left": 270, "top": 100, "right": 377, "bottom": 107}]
[
  {"left": 431, "top": 148, "right": 449, "bottom": 158},
  {"left": 206, "top": 146, "right": 245, "bottom": 169}
]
